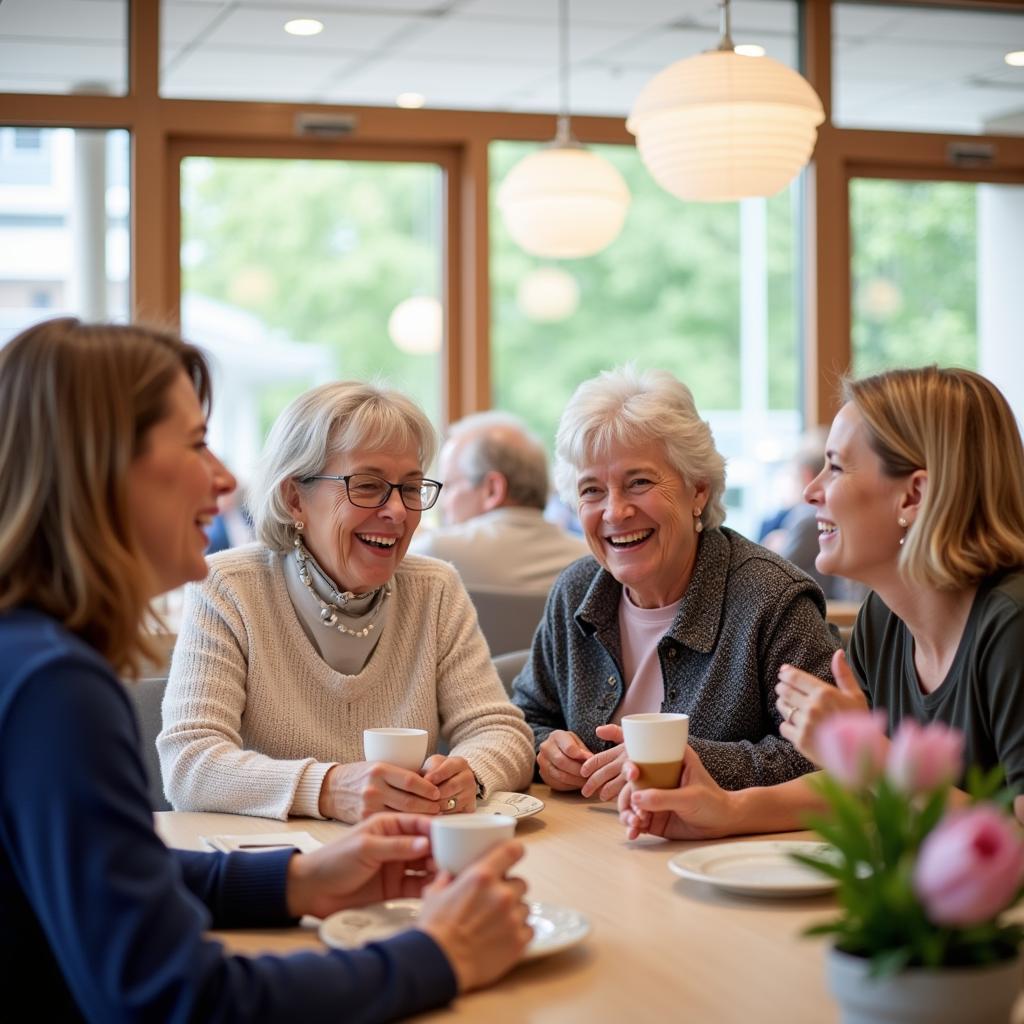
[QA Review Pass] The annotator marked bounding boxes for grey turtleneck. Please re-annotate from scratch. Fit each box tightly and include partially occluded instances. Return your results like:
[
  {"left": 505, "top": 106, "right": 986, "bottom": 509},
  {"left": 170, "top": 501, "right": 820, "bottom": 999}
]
[{"left": 282, "top": 546, "right": 391, "bottom": 674}]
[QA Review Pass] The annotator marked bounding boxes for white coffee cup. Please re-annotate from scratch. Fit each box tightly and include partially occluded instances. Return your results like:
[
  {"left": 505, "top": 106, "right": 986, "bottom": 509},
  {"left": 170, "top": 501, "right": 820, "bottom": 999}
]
[
  {"left": 621, "top": 713, "right": 689, "bottom": 790},
  {"left": 430, "top": 814, "right": 516, "bottom": 875},
  {"left": 363, "top": 728, "right": 429, "bottom": 772}
]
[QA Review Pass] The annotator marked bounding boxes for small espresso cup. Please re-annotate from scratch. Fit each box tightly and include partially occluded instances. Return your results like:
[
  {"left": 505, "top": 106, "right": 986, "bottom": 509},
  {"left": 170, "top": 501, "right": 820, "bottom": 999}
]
[
  {"left": 430, "top": 814, "right": 516, "bottom": 875},
  {"left": 363, "top": 728, "right": 429, "bottom": 772},
  {"left": 621, "top": 713, "right": 689, "bottom": 790}
]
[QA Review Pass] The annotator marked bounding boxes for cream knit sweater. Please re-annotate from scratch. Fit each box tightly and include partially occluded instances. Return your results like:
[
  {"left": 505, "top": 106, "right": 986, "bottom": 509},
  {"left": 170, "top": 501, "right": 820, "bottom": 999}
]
[{"left": 157, "top": 545, "right": 534, "bottom": 820}]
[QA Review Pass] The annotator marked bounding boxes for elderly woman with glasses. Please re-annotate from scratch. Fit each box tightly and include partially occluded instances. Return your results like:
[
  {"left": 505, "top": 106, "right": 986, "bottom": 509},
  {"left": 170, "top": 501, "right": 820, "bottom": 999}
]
[
  {"left": 512, "top": 365, "right": 839, "bottom": 801},
  {"left": 159, "top": 381, "right": 534, "bottom": 823}
]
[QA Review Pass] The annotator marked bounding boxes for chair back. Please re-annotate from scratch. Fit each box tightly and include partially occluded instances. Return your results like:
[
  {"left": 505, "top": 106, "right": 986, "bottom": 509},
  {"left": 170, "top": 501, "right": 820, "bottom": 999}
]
[
  {"left": 492, "top": 649, "right": 530, "bottom": 697},
  {"left": 467, "top": 586, "right": 547, "bottom": 656},
  {"left": 126, "top": 675, "right": 171, "bottom": 811}
]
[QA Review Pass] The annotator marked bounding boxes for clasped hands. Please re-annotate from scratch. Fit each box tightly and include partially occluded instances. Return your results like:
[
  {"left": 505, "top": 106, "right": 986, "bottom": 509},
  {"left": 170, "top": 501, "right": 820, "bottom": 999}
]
[
  {"left": 537, "top": 724, "right": 630, "bottom": 800},
  {"left": 319, "top": 753, "right": 478, "bottom": 823},
  {"left": 286, "top": 813, "right": 532, "bottom": 993}
]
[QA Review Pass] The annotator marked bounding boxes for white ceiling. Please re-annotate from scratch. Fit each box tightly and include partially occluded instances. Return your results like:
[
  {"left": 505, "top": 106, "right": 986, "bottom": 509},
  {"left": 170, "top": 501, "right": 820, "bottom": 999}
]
[{"left": 0, "top": 0, "right": 1022, "bottom": 133}]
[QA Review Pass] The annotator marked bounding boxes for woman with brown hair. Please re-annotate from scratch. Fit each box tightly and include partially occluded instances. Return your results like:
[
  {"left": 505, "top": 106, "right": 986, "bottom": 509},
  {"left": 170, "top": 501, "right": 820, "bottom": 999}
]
[
  {"left": 0, "top": 318, "right": 531, "bottom": 1021},
  {"left": 619, "top": 366, "right": 1024, "bottom": 838}
]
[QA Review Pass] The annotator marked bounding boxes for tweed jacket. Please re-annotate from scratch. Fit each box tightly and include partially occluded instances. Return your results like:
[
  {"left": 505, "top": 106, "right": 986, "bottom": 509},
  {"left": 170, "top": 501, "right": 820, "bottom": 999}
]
[{"left": 511, "top": 527, "right": 839, "bottom": 790}]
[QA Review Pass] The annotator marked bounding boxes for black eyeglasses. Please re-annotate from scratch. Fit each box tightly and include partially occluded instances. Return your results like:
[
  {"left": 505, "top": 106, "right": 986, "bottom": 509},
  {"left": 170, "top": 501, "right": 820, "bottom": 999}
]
[{"left": 301, "top": 473, "right": 443, "bottom": 511}]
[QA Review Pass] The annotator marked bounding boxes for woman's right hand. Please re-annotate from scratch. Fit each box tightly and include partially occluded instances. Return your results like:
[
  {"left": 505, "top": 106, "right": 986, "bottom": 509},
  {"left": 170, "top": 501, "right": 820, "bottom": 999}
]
[
  {"left": 775, "top": 649, "right": 869, "bottom": 766},
  {"left": 537, "top": 730, "right": 593, "bottom": 791},
  {"left": 617, "top": 746, "right": 737, "bottom": 841},
  {"left": 318, "top": 762, "right": 443, "bottom": 823},
  {"left": 418, "top": 841, "right": 532, "bottom": 992}
]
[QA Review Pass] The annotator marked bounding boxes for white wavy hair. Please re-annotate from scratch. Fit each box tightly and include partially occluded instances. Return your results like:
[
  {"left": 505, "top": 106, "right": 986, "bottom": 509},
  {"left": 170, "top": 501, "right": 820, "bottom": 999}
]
[
  {"left": 554, "top": 364, "right": 727, "bottom": 530},
  {"left": 250, "top": 380, "right": 437, "bottom": 552}
]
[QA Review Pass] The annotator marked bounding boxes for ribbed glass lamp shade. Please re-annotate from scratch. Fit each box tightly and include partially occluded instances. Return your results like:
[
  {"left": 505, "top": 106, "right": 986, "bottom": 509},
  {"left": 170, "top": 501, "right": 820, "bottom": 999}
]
[
  {"left": 387, "top": 296, "right": 442, "bottom": 354},
  {"left": 497, "top": 144, "right": 630, "bottom": 259},
  {"left": 627, "top": 50, "right": 825, "bottom": 202}
]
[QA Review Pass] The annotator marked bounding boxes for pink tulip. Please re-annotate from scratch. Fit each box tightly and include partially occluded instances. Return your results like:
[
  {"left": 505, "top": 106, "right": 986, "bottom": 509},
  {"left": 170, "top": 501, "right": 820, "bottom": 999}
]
[
  {"left": 886, "top": 720, "right": 964, "bottom": 796},
  {"left": 817, "top": 711, "right": 889, "bottom": 789},
  {"left": 915, "top": 805, "right": 1024, "bottom": 926}
]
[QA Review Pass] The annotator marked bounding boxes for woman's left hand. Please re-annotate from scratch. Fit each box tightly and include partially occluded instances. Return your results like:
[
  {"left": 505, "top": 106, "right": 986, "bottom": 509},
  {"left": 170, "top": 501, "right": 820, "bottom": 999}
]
[
  {"left": 286, "top": 813, "right": 434, "bottom": 919},
  {"left": 422, "top": 754, "right": 478, "bottom": 814},
  {"left": 579, "top": 724, "right": 630, "bottom": 801}
]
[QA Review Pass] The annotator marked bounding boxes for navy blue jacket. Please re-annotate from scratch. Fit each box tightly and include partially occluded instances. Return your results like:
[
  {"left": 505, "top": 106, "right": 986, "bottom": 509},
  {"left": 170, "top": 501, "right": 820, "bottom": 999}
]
[{"left": 0, "top": 608, "right": 455, "bottom": 1022}]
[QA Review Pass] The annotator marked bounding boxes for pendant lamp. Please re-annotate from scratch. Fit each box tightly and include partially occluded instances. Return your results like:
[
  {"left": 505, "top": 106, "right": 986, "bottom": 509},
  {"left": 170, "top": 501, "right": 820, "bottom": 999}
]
[
  {"left": 627, "top": 0, "right": 824, "bottom": 202},
  {"left": 497, "top": 0, "right": 630, "bottom": 259},
  {"left": 388, "top": 296, "right": 442, "bottom": 355},
  {"left": 517, "top": 267, "right": 580, "bottom": 323}
]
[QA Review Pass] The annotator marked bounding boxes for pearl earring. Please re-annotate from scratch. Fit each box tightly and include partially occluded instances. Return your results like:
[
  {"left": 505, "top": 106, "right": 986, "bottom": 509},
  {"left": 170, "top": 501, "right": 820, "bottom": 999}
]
[
  {"left": 897, "top": 516, "right": 908, "bottom": 547},
  {"left": 693, "top": 508, "right": 704, "bottom": 534}
]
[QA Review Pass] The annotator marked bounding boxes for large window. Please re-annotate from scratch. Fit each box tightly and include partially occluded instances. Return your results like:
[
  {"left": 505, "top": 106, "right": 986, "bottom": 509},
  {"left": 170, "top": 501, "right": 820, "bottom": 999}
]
[
  {"left": 850, "top": 177, "right": 1024, "bottom": 421},
  {"left": 490, "top": 141, "right": 802, "bottom": 537},
  {"left": 0, "top": 127, "right": 130, "bottom": 344},
  {"left": 180, "top": 156, "right": 444, "bottom": 481}
]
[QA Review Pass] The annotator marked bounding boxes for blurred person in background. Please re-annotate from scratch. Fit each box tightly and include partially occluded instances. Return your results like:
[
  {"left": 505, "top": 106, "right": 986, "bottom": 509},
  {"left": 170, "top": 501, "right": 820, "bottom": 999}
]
[
  {"left": 412, "top": 410, "right": 588, "bottom": 592},
  {"left": 762, "top": 428, "right": 864, "bottom": 601}
]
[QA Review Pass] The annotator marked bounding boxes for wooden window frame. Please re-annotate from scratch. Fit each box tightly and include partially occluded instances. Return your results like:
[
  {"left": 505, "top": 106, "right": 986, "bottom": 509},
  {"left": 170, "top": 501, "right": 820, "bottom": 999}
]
[{"left": 1, "top": 0, "right": 1022, "bottom": 425}]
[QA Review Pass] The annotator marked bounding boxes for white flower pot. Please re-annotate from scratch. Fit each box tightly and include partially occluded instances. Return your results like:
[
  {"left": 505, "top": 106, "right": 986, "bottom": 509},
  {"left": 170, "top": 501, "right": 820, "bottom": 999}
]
[{"left": 827, "top": 947, "right": 1021, "bottom": 1024}]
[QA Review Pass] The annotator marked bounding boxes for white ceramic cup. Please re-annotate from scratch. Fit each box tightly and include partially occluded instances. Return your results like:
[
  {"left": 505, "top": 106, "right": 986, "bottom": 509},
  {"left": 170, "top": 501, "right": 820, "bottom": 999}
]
[
  {"left": 621, "top": 713, "right": 690, "bottom": 789},
  {"left": 430, "top": 814, "right": 516, "bottom": 874},
  {"left": 363, "top": 728, "right": 429, "bottom": 772}
]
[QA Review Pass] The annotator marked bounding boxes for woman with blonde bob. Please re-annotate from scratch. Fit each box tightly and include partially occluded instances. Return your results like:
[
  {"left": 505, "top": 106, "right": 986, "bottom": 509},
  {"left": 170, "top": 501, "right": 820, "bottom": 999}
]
[
  {"left": 620, "top": 366, "right": 1024, "bottom": 840},
  {"left": 0, "top": 318, "right": 531, "bottom": 1021},
  {"left": 159, "top": 380, "right": 534, "bottom": 823},
  {"left": 512, "top": 365, "right": 839, "bottom": 801}
]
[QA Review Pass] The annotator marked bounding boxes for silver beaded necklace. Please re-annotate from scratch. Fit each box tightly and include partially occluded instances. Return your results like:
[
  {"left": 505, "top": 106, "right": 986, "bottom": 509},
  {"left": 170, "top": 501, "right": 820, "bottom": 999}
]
[{"left": 292, "top": 535, "right": 390, "bottom": 639}]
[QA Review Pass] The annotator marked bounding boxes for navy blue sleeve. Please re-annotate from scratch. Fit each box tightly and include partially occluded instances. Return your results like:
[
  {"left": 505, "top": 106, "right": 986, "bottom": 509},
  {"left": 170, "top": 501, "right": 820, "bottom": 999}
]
[{"left": 0, "top": 656, "right": 456, "bottom": 1022}]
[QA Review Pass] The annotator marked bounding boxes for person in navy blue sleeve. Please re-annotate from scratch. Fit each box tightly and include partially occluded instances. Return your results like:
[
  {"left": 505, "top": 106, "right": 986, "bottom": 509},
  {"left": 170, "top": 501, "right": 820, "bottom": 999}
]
[{"left": 0, "top": 317, "right": 532, "bottom": 1022}]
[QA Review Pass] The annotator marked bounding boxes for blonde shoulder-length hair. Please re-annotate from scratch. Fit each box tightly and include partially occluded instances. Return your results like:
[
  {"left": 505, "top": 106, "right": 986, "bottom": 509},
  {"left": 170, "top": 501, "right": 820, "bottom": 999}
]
[
  {"left": 250, "top": 380, "right": 438, "bottom": 552},
  {"left": 0, "top": 317, "right": 211, "bottom": 676},
  {"left": 846, "top": 366, "right": 1024, "bottom": 589}
]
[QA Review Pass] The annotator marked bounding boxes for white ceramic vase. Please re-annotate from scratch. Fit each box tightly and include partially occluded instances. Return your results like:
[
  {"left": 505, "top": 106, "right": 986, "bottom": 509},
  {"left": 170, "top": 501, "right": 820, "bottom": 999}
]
[{"left": 827, "top": 947, "right": 1021, "bottom": 1024}]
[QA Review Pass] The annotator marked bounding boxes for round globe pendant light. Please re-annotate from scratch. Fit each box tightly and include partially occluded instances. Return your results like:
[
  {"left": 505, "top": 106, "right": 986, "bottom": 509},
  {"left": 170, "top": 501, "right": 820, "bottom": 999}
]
[
  {"left": 627, "top": 0, "right": 824, "bottom": 202},
  {"left": 517, "top": 267, "right": 580, "bottom": 322},
  {"left": 497, "top": 0, "right": 630, "bottom": 259},
  {"left": 388, "top": 296, "right": 442, "bottom": 355}
]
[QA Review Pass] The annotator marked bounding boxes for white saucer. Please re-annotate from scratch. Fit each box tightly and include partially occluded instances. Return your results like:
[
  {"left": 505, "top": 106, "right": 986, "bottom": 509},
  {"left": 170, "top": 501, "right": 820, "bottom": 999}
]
[
  {"left": 476, "top": 791, "right": 545, "bottom": 819},
  {"left": 668, "top": 840, "right": 838, "bottom": 897},
  {"left": 320, "top": 899, "right": 588, "bottom": 960}
]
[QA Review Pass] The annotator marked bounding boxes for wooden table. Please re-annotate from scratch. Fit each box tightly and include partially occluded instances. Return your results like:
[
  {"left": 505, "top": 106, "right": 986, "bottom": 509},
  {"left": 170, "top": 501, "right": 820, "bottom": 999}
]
[{"left": 158, "top": 788, "right": 841, "bottom": 1023}]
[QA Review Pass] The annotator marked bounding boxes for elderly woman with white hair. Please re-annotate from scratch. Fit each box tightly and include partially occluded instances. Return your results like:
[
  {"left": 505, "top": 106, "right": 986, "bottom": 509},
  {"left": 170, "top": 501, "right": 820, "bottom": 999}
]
[
  {"left": 511, "top": 365, "right": 839, "bottom": 800},
  {"left": 159, "top": 381, "right": 535, "bottom": 823}
]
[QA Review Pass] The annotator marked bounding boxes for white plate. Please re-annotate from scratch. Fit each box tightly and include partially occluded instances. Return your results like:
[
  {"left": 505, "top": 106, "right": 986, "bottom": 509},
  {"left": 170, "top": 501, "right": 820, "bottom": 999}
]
[
  {"left": 476, "top": 791, "right": 545, "bottom": 819},
  {"left": 668, "top": 840, "right": 838, "bottom": 897},
  {"left": 320, "top": 899, "right": 588, "bottom": 961}
]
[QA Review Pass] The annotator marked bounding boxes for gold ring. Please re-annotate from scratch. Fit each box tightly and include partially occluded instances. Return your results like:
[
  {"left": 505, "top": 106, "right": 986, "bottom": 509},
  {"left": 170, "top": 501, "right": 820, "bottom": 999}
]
[{"left": 446, "top": 797, "right": 457, "bottom": 811}]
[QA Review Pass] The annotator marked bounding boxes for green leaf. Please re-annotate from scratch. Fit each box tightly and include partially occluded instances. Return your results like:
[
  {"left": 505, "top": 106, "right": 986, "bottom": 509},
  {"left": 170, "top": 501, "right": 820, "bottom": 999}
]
[{"left": 869, "top": 946, "right": 914, "bottom": 978}]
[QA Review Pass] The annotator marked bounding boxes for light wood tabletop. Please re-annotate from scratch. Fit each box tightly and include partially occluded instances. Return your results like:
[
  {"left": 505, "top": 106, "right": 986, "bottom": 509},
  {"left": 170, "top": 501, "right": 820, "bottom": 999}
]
[{"left": 157, "top": 787, "right": 841, "bottom": 1023}]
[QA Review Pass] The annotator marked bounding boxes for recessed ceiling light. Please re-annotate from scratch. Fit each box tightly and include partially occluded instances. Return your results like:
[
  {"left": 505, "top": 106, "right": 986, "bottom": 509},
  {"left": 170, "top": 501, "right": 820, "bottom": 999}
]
[
  {"left": 396, "top": 92, "right": 426, "bottom": 109},
  {"left": 735, "top": 44, "right": 766, "bottom": 58},
  {"left": 284, "top": 18, "right": 324, "bottom": 37},
  {"left": 1005, "top": 50, "right": 1024, "bottom": 67}
]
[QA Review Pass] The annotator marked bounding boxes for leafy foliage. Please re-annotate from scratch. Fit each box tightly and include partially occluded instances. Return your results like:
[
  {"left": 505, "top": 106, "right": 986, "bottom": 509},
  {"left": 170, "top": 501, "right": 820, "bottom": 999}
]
[{"left": 798, "top": 768, "right": 1023, "bottom": 976}]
